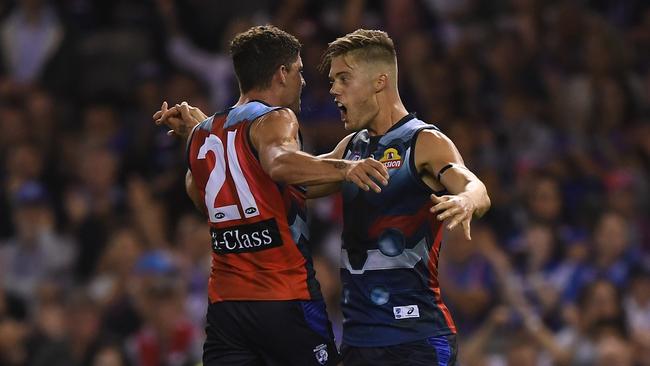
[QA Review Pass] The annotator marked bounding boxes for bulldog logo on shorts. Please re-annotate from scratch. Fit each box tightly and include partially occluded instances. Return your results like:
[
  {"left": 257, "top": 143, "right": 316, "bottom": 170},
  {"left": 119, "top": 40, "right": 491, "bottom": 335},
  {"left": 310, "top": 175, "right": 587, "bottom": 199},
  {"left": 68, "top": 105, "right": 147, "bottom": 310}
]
[{"left": 313, "top": 343, "right": 328, "bottom": 365}]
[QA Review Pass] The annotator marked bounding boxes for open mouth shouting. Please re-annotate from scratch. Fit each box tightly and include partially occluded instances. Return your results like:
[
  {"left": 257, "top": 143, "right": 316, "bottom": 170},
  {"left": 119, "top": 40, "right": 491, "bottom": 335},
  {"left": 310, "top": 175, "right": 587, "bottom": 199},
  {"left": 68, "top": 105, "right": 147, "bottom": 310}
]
[{"left": 335, "top": 100, "right": 347, "bottom": 122}]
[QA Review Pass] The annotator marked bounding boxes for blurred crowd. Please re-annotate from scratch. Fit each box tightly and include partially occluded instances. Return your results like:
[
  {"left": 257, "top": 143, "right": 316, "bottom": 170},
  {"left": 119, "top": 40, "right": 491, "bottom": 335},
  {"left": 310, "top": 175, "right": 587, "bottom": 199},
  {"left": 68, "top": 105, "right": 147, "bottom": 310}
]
[{"left": 0, "top": 0, "right": 648, "bottom": 365}]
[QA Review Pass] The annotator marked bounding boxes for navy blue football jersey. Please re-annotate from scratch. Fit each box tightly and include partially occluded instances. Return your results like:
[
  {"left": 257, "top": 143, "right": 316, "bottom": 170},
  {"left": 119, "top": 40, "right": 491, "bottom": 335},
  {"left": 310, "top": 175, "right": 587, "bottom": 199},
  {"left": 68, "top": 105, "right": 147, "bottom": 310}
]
[{"left": 340, "top": 114, "right": 456, "bottom": 347}]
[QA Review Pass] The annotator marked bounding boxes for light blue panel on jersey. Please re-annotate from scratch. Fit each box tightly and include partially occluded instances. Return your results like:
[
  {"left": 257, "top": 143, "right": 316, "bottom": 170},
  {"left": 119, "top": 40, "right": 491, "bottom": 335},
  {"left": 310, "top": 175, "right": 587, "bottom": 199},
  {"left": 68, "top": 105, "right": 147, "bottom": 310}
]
[
  {"left": 197, "top": 115, "right": 215, "bottom": 131},
  {"left": 289, "top": 214, "right": 310, "bottom": 246},
  {"left": 340, "top": 237, "right": 429, "bottom": 274},
  {"left": 224, "top": 101, "right": 281, "bottom": 128}
]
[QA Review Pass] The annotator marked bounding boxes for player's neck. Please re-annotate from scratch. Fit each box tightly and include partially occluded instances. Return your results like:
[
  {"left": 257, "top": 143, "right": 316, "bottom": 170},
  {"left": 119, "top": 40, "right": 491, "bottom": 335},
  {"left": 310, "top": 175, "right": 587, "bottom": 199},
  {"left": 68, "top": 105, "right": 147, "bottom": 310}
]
[
  {"left": 235, "top": 89, "right": 283, "bottom": 108},
  {"left": 367, "top": 96, "right": 408, "bottom": 136}
]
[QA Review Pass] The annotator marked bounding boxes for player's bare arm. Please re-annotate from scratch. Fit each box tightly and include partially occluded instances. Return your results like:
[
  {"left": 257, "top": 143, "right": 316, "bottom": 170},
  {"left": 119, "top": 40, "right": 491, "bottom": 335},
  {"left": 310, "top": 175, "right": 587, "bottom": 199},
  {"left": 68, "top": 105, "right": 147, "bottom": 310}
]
[
  {"left": 154, "top": 102, "right": 389, "bottom": 192},
  {"left": 154, "top": 101, "right": 209, "bottom": 214},
  {"left": 305, "top": 132, "right": 356, "bottom": 199},
  {"left": 185, "top": 169, "right": 204, "bottom": 212},
  {"left": 251, "top": 108, "right": 389, "bottom": 191},
  {"left": 415, "top": 129, "right": 491, "bottom": 240}
]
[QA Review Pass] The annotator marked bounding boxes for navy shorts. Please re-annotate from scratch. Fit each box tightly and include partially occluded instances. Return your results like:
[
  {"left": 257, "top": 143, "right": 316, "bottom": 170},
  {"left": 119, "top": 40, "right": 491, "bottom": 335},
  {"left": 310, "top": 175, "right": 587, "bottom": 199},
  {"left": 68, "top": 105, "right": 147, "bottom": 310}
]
[
  {"left": 341, "top": 334, "right": 457, "bottom": 366},
  {"left": 203, "top": 300, "right": 341, "bottom": 366}
]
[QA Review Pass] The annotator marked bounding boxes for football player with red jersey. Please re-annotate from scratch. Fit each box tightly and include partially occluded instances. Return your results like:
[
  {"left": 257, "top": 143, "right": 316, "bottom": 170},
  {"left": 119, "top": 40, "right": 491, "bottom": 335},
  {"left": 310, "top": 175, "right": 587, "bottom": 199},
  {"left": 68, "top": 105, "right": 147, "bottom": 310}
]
[{"left": 153, "top": 26, "right": 388, "bottom": 366}]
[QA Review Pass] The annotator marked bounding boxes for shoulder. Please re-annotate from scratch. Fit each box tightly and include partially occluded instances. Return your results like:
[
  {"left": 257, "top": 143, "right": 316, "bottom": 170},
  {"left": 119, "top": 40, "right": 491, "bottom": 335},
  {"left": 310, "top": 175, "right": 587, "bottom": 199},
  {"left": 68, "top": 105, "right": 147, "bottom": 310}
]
[
  {"left": 250, "top": 108, "right": 298, "bottom": 137},
  {"left": 186, "top": 115, "right": 213, "bottom": 152},
  {"left": 340, "top": 132, "right": 357, "bottom": 146},
  {"left": 415, "top": 128, "right": 452, "bottom": 147},
  {"left": 414, "top": 128, "right": 456, "bottom": 160},
  {"left": 336, "top": 132, "right": 358, "bottom": 157},
  {"left": 249, "top": 108, "right": 301, "bottom": 148},
  {"left": 413, "top": 127, "right": 463, "bottom": 170},
  {"left": 257, "top": 107, "right": 298, "bottom": 125}
]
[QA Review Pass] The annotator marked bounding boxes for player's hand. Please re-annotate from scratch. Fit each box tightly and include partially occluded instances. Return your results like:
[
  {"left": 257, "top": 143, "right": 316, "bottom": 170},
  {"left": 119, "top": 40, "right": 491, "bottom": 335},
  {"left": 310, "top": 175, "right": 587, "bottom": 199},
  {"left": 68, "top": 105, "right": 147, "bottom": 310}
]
[
  {"left": 430, "top": 194, "right": 475, "bottom": 240},
  {"left": 344, "top": 158, "right": 389, "bottom": 193},
  {"left": 152, "top": 101, "right": 207, "bottom": 139}
]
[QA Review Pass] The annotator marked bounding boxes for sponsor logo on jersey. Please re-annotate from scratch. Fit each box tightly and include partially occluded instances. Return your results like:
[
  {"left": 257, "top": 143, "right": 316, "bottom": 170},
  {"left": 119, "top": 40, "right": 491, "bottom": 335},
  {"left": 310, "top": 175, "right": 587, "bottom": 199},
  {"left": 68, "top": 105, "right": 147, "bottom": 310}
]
[
  {"left": 379, "top": 147, "right": 402, "bottom": 169},
  {"left": 210, "top": 218, "right": 283, "bottom": 254},
  {"left": 393, "top": 305, "right": 420, "bottom": 319},
  {"left": 313, "top": 343, "right": 329, "bottom": 365}
]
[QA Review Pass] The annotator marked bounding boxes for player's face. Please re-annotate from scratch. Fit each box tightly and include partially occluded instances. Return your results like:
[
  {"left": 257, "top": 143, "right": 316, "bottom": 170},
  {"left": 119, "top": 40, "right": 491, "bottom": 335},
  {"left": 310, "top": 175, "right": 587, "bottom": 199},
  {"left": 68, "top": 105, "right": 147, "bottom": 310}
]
[
  {"left": 329, "top": 55, "right": 379, "bottom": 131},
  {"left": 284, "top": 56, "right": 305, "bottom": 114}
]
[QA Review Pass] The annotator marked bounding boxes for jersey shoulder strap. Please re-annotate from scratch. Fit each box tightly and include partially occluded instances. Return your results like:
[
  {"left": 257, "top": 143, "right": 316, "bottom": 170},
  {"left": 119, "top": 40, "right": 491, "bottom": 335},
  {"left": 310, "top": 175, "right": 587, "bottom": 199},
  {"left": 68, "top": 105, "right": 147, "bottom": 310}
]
[{"left": 225, "top": 101, "right": 283, "bottom": 129}]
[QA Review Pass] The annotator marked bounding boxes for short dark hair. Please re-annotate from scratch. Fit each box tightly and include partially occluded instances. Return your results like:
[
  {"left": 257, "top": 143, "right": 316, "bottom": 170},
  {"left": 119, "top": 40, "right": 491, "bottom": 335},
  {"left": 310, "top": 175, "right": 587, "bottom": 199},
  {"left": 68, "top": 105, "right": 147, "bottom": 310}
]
[
  {"left": 319, "top": 29, "right": 396, "bottom": 72},
  {"left": 230, "top": 25, "right": 301, "bottom": 93}
]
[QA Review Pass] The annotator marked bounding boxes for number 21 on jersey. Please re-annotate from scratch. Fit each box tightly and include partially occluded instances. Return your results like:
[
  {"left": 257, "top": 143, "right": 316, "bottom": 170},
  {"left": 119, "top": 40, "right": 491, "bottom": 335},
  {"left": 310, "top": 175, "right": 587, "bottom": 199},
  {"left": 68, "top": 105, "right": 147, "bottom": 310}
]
[{"left": 197, "top": 130, "right": 260, "bottom": 223}]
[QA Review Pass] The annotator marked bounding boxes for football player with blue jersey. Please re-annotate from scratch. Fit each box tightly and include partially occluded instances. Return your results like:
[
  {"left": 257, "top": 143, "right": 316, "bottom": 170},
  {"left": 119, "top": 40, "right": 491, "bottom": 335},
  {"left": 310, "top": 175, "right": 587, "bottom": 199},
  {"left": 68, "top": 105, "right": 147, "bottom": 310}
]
[{"left": 313, "top": 29, "right": 491, "bottom": 366}]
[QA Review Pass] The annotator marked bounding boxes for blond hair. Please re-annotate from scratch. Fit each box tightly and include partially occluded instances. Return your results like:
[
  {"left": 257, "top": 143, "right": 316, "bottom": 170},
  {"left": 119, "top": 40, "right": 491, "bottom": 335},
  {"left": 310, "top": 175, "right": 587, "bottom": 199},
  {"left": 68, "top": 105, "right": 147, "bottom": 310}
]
[{"left": 319, "top": 29, "right": 396, "bottom": 72}]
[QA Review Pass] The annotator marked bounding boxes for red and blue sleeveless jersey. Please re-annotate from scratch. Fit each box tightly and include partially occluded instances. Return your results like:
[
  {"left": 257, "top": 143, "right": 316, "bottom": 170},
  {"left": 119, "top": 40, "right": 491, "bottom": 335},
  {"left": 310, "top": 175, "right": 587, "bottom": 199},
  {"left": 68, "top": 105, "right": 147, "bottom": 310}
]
[
  {"left": 340, "top": 114, "right": 456, "bottom": 347},
  {"left": 187, "top": 101, "right": 320, "bottom": 303}
]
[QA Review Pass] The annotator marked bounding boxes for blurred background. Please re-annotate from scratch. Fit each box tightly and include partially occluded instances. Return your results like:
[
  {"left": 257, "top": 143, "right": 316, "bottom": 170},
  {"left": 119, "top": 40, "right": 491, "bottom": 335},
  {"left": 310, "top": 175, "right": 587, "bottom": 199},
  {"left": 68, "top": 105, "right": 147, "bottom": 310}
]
[{"left": 0, "top": 0, "right": 648, "bottom": 365}]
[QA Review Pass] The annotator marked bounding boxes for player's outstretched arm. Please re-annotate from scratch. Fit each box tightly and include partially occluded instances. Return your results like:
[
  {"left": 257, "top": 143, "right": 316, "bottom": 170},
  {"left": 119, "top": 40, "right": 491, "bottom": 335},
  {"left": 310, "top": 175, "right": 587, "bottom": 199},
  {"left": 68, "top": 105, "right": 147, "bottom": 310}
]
[
  {"left": 415, "top": 129, "right": 491, "bottom": 240},
  {"left": 153, "top": 102, "right": 209, "bottom": 215},
  {"left": 305, "top": 133, "right": 356, "bottom": 199},
  {"left": 251, "top": 109, "right": 389, "bottom": 191}
]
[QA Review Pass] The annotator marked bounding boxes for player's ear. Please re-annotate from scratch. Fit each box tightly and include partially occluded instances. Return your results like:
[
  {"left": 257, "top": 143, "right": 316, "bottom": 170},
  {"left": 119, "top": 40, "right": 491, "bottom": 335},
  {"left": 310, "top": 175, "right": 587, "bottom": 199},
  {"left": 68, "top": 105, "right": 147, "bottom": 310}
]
[
  {"left": 277, "top": 64, "right": 288, "bottom": 85},
  {"left": 375, "top": 73, "right": 387, "bottom": 93}
]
